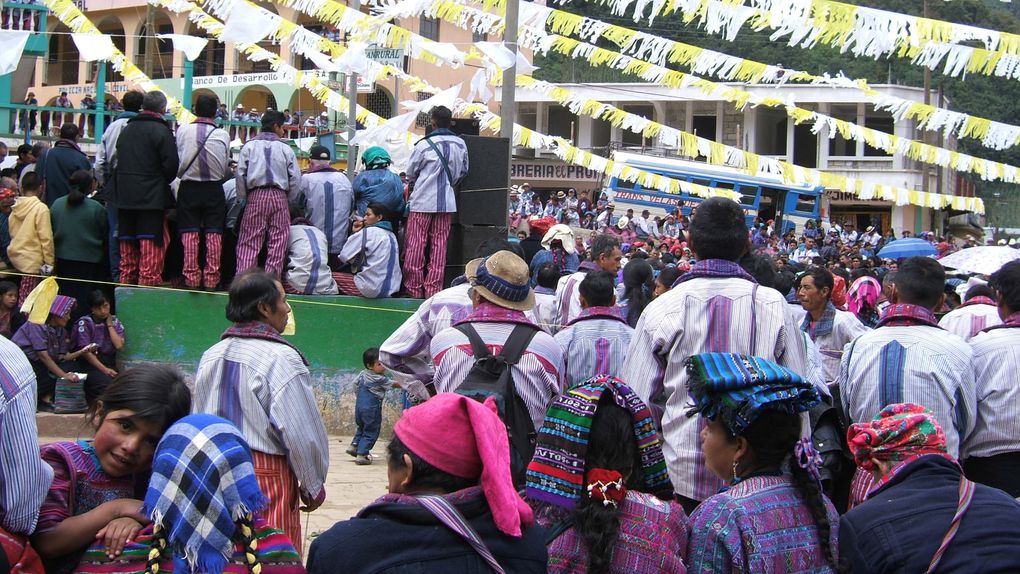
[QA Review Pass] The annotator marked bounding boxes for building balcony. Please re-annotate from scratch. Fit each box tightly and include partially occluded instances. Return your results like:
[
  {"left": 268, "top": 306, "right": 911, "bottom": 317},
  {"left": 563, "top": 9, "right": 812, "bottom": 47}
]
[{"left": 1, "top": 2, "right": 48, "bottom": 55}]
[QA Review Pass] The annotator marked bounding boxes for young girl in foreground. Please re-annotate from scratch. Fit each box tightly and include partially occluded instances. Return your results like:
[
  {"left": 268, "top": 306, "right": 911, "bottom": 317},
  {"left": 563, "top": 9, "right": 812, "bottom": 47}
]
[{"left": 31, "top": 365, "right": 192, "bottom": 574}]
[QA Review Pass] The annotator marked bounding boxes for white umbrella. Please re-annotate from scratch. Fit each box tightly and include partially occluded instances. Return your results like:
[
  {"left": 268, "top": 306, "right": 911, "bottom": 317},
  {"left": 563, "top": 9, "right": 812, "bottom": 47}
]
[{"left": 937, "top": 246, "right": 1020, "bottom": 275}]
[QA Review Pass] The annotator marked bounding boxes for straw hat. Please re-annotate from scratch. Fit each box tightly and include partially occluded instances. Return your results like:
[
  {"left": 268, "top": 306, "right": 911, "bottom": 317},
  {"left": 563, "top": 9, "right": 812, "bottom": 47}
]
[
  {"left": 617, "top": 216, "right": 630, "bottom": 230},
  {"left": 556, "top": 191, "right": 566, "bottom": 199},
  {"left": 465, "top": 251, "right": 535, "bottom": 311}
]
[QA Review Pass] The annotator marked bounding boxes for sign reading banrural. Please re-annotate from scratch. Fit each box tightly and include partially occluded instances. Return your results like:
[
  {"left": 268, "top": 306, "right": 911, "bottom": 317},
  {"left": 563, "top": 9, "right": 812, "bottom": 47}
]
[{"left": 365, "top": 48, "right": 404, "bottom": 69}]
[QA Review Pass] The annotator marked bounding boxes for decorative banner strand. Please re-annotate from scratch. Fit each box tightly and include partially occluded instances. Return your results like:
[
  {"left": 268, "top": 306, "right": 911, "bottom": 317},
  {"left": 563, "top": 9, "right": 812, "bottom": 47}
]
[
  {"left": 552, "top": 0, "right": 1020, "bottom": 82},
  {"left": 529, "top": 1, "right": 1020, "bottom": 151},
  {"left": 304, "top": 0, "right": 983, "bottom": 212},
  {"left": 508, "top": 75, "right": 983, "bottom": 214},
  {"left": 39, "top": 0, "right": 195, "bottom": 124}
]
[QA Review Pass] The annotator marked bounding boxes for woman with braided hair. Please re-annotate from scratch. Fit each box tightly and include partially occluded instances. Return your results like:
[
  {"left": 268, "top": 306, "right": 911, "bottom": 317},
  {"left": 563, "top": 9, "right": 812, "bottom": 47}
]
[
  {"left": 73, "top": 414, "right": 304, "bottom": 574},
  {"left": 683, "top": 353, "right": 840, "bottom": 574},
  {"left": 525, "top": 376, "right": 687, "bottom": 574}
]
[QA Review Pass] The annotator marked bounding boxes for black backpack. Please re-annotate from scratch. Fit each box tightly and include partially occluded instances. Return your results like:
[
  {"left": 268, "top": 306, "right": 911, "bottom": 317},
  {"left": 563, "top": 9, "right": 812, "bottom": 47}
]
[{"left": 454, "top": 323, "right": 539, "bottom": 487}]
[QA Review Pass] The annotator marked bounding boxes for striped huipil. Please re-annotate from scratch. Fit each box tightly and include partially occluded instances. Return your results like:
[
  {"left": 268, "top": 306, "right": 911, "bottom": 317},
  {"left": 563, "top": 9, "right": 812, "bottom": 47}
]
[
  {"left": 553, "top": 306, "right": 634, "bottom": 389},
  {"left": 938, "top": 297, "right": 1003, "bottom": 341}
]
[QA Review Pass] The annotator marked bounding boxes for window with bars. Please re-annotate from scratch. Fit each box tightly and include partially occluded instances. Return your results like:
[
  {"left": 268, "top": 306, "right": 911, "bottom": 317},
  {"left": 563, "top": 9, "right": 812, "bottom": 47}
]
[
  {"left": 367, "top": 88, "right": 393, "bottom": 119},
  {"left": 415, "top": 91, "right": 431, "bottom": 128}
]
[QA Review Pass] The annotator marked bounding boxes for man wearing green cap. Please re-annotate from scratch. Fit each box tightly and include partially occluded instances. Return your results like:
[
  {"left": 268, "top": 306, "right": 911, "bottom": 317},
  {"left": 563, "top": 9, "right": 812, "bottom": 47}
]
[{"left": 352, "top": 146, "right": 406, "bottom": 232}]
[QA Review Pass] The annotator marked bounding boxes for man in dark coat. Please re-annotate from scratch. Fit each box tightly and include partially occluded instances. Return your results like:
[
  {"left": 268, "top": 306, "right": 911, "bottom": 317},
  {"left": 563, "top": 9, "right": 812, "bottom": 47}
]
[
  {"left": 39, "top": 123, "right": 90, "bottom": 206},
  {"left": 113, "top": 90, "right": 179, "bottom": 286}
]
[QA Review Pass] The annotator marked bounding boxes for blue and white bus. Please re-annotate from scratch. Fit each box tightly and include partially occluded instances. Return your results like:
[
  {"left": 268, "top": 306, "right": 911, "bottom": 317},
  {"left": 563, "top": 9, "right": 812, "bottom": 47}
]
[{"left": 604, "top": 151, "right": 824, "bottom": 234}]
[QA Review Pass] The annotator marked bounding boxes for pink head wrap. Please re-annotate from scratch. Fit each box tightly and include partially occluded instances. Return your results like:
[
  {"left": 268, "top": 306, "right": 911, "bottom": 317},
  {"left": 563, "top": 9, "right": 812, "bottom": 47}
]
[
  {"left": 847, "top": 276, "right": 881, "bottom": 316},
  {"left": 394, "top": 394, "right": 534, "bottom": 537}
]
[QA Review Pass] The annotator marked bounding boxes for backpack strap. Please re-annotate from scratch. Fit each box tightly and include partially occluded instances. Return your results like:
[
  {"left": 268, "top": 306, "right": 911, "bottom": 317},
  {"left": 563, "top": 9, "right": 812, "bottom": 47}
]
[
  {"left": 925, "top": 478, "right": 976, "bottom": 574},
  {"left": 500, "top": 324, "right": 539, "bottom": 365},
  {"left": 424, "top": 136, "right": 456, "bottom": 189},
  {"left": 455, "top": 323, "right": 492, "bottom": 360}
]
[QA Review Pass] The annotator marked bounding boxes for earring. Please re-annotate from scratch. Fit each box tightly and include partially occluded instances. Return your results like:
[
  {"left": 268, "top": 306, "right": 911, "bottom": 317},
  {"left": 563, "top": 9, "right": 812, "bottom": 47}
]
[{"left": 731, "top": 460, "right": 739, "bottom": 482}]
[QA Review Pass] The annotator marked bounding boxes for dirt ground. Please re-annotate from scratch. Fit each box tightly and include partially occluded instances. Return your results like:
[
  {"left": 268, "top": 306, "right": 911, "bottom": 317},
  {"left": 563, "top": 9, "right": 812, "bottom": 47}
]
[{"left": 41, "top": 434, "right": 391, "bottom": 557}]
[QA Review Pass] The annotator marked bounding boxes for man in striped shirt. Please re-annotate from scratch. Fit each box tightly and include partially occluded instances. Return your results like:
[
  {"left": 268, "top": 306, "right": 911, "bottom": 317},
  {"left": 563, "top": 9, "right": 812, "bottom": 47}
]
[
  {"left": 192, "top": 270, "right": 328, "bottom": 553},
  {"left": 175, "top": 95, "right": 231, "bottom": 290},
  {"left": 796, "top": 267, "right": 870, "bottom": 383},
  {"left": 430, "top": 250, "right": 563, "bottom": 430},
  {"left": 620, "top": 197, "right": 808, "bottom": 512},
  {"left": 0, "top": 335, "right": 53, "bottom": 553},
  {"left": 293, "top": 144, "right": 354, "bottom": 268},
  {"left": 554, "top": 271, "right": 633, "bottom": 388},
  {"left": 838, "top": 256, "right": 976, "bottom": 506},
  {"left": 403, "top": 106, "right": 469, "bottom": 298},
  {"left": 235, "top": 111, "right": 302, "bottom": 277},
  {"left": 379, "top": 239, "right": 518, "bottom": 401},
  {"left": 963, "top": 261, "right": 1020, "bottom": 497},
  {"left": 938, "top": 284, "right": 1002, "bottom": 341},
  {"left": 554, "top": 234, "right": 622, "bottom": 329}
]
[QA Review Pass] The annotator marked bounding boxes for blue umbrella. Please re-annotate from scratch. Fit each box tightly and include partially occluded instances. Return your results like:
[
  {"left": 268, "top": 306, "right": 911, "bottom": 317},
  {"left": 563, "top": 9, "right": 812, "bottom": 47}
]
[{"left": 878, "top": 237, "right": 937, "bottom": 259}]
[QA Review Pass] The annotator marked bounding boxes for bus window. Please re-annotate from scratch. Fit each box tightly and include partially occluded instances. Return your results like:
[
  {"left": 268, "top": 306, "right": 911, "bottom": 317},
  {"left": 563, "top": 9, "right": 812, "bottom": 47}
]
[
  {"left": 734, "top": 184, "right": 760, "bottom": 209},
  {"left": 784, "top": 191, "right": 820, "bottom": 218}
]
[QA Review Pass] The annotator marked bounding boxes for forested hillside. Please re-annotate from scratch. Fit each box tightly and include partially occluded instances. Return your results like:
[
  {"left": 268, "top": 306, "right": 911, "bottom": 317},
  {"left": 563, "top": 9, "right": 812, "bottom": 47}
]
[{"left": 534, "top": 0, "right": 1020, "bottom": 226}]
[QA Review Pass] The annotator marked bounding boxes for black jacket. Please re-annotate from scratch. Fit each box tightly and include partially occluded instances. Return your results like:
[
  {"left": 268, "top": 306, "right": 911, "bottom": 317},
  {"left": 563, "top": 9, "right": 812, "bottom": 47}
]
[
  {"left": 307, "top": 488, "right": 548, "bottom": 574},
  {"left": 840, "top": 455, "right": 1020, "bottom": 573},
  {"left": 39, "top": 140, "right": 91, "bottom": 206},
  {"left": 113, "top": 113, "right": 179, "bottom": 211}
]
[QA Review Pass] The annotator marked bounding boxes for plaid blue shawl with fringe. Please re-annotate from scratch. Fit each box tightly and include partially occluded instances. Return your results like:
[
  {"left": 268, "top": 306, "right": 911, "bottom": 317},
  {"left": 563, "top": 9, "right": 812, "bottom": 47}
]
[
  {"left": 143, "top": 414, "right": 269, "bottom": 574},
  {"left": 685, "top": 352, "right": 820, "bottom": 436},
  {"left": 524, "top": 376, "right": 672, "bottom": 509}
]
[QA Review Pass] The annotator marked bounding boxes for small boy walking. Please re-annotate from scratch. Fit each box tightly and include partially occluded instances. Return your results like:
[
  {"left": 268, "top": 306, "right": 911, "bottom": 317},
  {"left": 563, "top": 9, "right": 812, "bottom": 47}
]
[{"left": 347, "top": 347, "right": 393, "bottom": 465}]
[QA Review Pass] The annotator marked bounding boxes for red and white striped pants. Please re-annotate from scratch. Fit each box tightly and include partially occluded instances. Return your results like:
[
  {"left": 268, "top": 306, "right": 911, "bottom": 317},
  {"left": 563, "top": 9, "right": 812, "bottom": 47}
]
[
  {"left": 181, "top": 231, "right": 222, "bottom": 289},
  {"left": 251, "top": 450, "right": 303, "bottom": 555},
  {"left": 332, "top": 272, "right": 362, "bottom": 296},
  {"left": 402, "top": 211, "right": 453, "bottom": 298},
  {"left": 119, "top": 239, "right": 165, "bottom": 286},
  {"left": 236, "top": 188, "right": 290, "bottom": 277},
  {"left": 17, "top": 275, "right": 39, "bottom": 308}
]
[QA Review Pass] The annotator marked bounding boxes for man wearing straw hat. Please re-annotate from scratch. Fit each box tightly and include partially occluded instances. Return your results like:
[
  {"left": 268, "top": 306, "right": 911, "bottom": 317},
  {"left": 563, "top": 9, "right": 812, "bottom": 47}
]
[{"left": 429, "top": 250, "right": 563, "bottom": 430}]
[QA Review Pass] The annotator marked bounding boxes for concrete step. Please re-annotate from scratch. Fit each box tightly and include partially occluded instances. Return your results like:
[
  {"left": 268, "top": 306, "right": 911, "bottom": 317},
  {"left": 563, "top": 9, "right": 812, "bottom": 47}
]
[{"left": 36, "top": 412, "right": 93, "bottom": 441}]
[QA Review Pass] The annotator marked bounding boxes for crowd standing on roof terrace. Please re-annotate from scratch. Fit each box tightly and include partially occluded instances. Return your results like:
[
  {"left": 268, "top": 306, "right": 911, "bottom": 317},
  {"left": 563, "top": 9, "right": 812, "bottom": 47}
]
[{"left": 1, "top": 90, "right": 1020, "bottom": 574}]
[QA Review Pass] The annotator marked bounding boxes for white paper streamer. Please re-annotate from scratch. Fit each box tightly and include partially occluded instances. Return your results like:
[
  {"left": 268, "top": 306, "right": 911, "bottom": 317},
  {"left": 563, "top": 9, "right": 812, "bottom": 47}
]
[
  {"left": 0, "top": 31, "right": 30, "bottom": 74},
  {"left": 71, "top": 32, "right": 116, "bottom": 62},
  {"left": 157, "top": 33, "right": 208, "bottom": 62},
  {"left": 219, "top": 0, "right": 280, "bottom": 45}
]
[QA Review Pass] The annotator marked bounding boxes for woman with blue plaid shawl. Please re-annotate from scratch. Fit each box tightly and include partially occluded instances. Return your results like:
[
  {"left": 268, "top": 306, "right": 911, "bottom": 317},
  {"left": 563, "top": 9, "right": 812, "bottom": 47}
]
[
  {"left": 683, "top": 353, "right": 840, "bottom": 574},
  {"left": 73, "top": 415, "right": 304, "bottom": 574}
]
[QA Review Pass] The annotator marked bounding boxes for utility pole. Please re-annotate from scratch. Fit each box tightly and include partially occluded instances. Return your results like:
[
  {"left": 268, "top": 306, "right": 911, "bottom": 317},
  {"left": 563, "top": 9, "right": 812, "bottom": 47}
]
[
  {"left": 500, "top": 0, "right": 519, "bottom": 194},
  {"left": 143, "top": 5, "right": 156, "bottom": 78},
  {"left": 346, "top": 0, "right": 360, "bottom": 183}
]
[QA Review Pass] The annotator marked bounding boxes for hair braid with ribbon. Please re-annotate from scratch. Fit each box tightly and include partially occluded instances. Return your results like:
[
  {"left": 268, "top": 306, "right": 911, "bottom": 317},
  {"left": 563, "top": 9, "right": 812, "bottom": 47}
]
[
  {"left": 239, "top": 513, "right": 262, "bottom": 574},
  {"left": 146, "top": 524, "right": 169, "bottom": 574}
]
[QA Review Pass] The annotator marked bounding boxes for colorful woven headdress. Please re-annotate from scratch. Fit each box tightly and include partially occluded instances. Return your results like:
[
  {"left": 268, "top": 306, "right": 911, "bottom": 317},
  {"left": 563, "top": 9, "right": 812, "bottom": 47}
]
[
  {"left": 685, "top": 352, "right": 820, "bottom": 436},
  {"left": 525, "top": 375, "right": 672, "bottom": 509}
]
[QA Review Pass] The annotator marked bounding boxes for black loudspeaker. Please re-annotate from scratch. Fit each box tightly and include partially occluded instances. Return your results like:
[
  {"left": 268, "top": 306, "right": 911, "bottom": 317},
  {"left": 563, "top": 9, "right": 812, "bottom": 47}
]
[
  {"left": 444, "top": 224, "right": 506, "bottom": 287},
  {"left": 456, "top": 135, "right": 510, "bottom": 226}
]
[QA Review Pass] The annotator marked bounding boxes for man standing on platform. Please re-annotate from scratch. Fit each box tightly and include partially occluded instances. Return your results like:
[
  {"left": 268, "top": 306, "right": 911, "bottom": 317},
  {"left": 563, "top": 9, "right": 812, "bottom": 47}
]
[
  {"left": 176, "top": 95, "right": 231, "bottom": 290},
  {"left": 235, "top": 110, "right": 301, "bottom": 277},
  {"left": 192, "top": 269, "right": 328, "bottom": 552},
  {"left": 113, "top": 91, "right": 178, "bottom": 286},
  {"left": 403, "top": 106, "right": 468, "bottom": 298}
]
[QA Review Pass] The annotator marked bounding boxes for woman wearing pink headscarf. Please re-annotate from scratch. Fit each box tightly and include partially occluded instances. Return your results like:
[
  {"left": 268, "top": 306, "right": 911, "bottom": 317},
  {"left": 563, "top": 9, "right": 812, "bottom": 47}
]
[
  {"left": 847, "top": 275, "right": 882, "bottom": 328},
  {"left": 307, "top": 394, "right": 547, "bottom": 573}
]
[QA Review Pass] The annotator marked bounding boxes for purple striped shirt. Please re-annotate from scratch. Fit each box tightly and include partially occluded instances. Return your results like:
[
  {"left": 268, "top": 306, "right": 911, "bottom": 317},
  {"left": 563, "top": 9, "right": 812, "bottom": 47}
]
[
  {"left": 431, "top": 303, "right": 564, "bottom": 429},
  {"left": 553, "top": 306, "right": 634, "bottom": 388},
  {"left": 619, "top": 276, "right": 808, "bottom": 500}
]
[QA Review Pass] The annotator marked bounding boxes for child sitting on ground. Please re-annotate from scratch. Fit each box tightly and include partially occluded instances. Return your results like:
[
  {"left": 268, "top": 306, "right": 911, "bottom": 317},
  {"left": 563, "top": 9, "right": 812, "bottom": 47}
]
[
  {"left": 0, "top": 280, "right": 25, "bottom": 338},
  {"left": 346, "top": 347, "right": 395, "bottom": 465},
  {"left": 31, "top": 365, "right": 191, "bottom": 574},
  {"left": 73, "top": 290, "right": 125, "bottom": 404}
]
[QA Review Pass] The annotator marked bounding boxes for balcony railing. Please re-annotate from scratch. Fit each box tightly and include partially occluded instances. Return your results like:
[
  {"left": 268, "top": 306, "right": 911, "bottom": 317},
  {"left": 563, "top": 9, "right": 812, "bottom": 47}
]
[{"left": 1, "top": 2, "right": 48, "bottom": 54}]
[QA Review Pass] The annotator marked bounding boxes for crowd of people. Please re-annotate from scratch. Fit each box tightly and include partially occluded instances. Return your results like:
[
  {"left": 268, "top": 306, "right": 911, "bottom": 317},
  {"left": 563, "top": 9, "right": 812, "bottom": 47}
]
[
  {"left": 0, "top": 92, "right": 468, "bottom": 310},
  {"left": 1, "top": 87, "right": 1019, "bottom": 573}
]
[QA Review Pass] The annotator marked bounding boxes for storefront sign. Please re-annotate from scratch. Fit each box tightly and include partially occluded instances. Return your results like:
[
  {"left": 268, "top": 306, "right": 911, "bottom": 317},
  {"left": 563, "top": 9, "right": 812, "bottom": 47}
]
[
  {"left": 510, "top": 161, "right": 600, "bottom": 182},
  {"left": 49, "top": 82, "right": 132, "bottom": 96},
  {"left": 366, "top": 47, "right": 404, "bottom": 69},
  {"left": 190, "top": 69, "right": 330, "bottom": 88}
]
